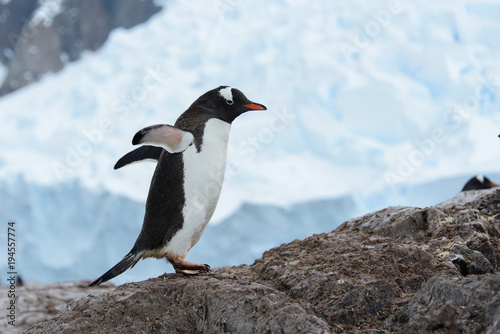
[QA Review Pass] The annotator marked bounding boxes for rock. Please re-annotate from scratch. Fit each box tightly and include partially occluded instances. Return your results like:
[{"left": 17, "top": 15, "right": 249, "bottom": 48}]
[
  {"left": 392, "top": 274, "right": 500, "bottom": 333},
  {"left": 26, "top": 275, "right": 331, "bottom": 334},
  {"left": 3, "top": 23, "right": 65, "bottom": 92},
  {"left": 23, "top": 189, "right": 500, "bottom": 333},
  {"left": 0, "top": 280, "right": 114, "bottom": 334},
  {"left": 0, "top": 0, "right": 39, "bottom": 65},
  {"left": 436, "top": 188, "right": 497, "bottom": 209},
  {"left": 0, "top": 0, "right": 161, "bottom": 96}
]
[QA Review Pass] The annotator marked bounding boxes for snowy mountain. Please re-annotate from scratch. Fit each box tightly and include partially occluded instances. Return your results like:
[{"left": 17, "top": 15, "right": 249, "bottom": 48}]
[
  {"left": 1, "top": 0, "right": 500, "bottom": 285},
  {"left": 0, "top": 0, "right": 161, "bottom": 95}
]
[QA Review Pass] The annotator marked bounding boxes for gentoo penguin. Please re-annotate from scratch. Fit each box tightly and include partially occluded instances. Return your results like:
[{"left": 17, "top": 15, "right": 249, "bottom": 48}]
[
  {"left": 89, "top": 86, "right": 266, "bottom": 286},
  {"left": 461, "top": 174, "right": 499, "bottom": 192}
]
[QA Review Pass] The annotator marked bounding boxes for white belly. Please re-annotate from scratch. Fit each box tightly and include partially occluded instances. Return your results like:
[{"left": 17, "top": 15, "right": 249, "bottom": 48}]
[{"left": 164, "top": 118, "right": 231, "bottom": 258}]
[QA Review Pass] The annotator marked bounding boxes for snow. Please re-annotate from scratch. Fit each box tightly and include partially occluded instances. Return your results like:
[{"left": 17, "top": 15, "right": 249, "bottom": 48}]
[
  {"left": 30, "top": 0, "right": 64, "bottom": 27},
  {"left": 1, "top": 0, "right": 500, "bottom": 284}
]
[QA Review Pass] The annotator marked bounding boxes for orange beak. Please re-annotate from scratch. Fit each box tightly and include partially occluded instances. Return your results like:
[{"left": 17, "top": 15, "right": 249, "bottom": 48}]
[{"left": 243, "top": 103, "right": 267, "bottom": 110}]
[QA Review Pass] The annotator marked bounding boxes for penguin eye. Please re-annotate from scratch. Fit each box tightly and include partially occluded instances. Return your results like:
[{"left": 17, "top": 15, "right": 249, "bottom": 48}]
[{"left": 226, "top": 100, "right": 234, "bottom": 105}]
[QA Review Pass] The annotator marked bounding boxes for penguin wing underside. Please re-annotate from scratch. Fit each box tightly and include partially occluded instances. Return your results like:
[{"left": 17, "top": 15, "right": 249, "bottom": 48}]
[
  {"left": 114, "top": 145, "right": 164, "bottom": 170},
  {"left": 132, "top": 124, "right": 194, "bottom": 153}
]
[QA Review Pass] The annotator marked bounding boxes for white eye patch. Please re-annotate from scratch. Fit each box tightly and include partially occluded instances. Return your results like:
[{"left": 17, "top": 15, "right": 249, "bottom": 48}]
[{"left": 218, "top": 86, "right": 233, "bottom": 104}]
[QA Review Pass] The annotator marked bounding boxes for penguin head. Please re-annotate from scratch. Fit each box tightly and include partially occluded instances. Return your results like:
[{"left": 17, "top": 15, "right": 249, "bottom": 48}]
[
  {"left": 461, "top": 174, "right": 499, "bottom": 191},
  {"left": 191, "top": 86, "right": 266, "bottom": 123}
]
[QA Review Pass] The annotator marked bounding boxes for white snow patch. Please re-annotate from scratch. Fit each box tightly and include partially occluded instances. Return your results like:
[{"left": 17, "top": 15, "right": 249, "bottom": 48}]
[{"left": 31, "top": 0, "right": 64, "bottom": 27}]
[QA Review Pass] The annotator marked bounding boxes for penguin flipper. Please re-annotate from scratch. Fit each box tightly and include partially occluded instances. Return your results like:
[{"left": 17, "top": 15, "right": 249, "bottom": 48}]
[
  {"left": 89, "top": 252, "right": 139, "bottom": 287},
  {"left": 114, "top": 145, "right": 164, "bottom": 170},
  {"left": 132, "top": 124, "right": 193, "bottom": 153}
]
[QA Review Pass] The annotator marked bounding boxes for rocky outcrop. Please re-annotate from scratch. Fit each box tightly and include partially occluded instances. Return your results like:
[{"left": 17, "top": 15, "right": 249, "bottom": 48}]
[
  {"left": 393, "top": 274, "right": 500, "bottom": 333},
  {"left": 0, "top": 0, "right": 38, "bottom": 65},
  {"left": 436, "top": 188, "right": 497, "bottom": 209},
  {"left": 0, "top": 0, "right": 161, "bottom": 96},
  {"left": 22, "top": 189, "right": 500, "bottom": 333},
  {"left": 0, "top": 281, "right": 114, "bottom": 334},
  {"left": 26, "top": 275, "right": 331, "bottom": 334}
]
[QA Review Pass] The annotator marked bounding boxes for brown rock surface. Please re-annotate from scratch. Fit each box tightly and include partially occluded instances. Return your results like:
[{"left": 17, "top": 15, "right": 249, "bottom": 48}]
[{"left": 20, "top": 189, "right": 500, "bottom": 333}]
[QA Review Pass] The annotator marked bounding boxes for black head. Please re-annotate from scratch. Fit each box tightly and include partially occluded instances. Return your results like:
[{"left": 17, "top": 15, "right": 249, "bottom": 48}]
[
  {"left": 189, "top": 86, "right": 266, "bottom": 123},
  {"left": 461, "top": 174, "right": 499, "bottom": 191}
]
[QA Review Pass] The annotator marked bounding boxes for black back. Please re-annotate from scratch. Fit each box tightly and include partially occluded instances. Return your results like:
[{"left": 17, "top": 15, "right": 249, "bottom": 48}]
[
  {"left": 131, "top": 149, "right": 186, "bottom": 252},
  {"left": 461, "top": 175, "right": 498, "bottom": 191}
]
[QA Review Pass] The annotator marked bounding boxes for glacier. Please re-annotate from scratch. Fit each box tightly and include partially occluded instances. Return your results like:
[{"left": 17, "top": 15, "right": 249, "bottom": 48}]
[{"left": 1, "top": 0, "right": 500, "bottom": 285}]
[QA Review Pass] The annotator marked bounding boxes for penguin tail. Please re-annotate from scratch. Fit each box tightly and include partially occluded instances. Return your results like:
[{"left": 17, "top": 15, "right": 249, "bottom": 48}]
[{"left": 89, "top": 252, "right": 139, "bottom": 287}]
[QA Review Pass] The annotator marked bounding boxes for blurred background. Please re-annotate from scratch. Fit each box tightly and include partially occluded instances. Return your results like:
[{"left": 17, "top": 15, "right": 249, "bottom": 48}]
[{"left": 0, "top": 0, "right": 499, "bottom": 285}]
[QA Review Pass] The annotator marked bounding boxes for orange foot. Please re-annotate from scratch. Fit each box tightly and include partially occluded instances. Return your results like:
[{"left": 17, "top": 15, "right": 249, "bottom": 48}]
[{"left": 168, "top": 257, "right": 210, "bottom": 275}]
